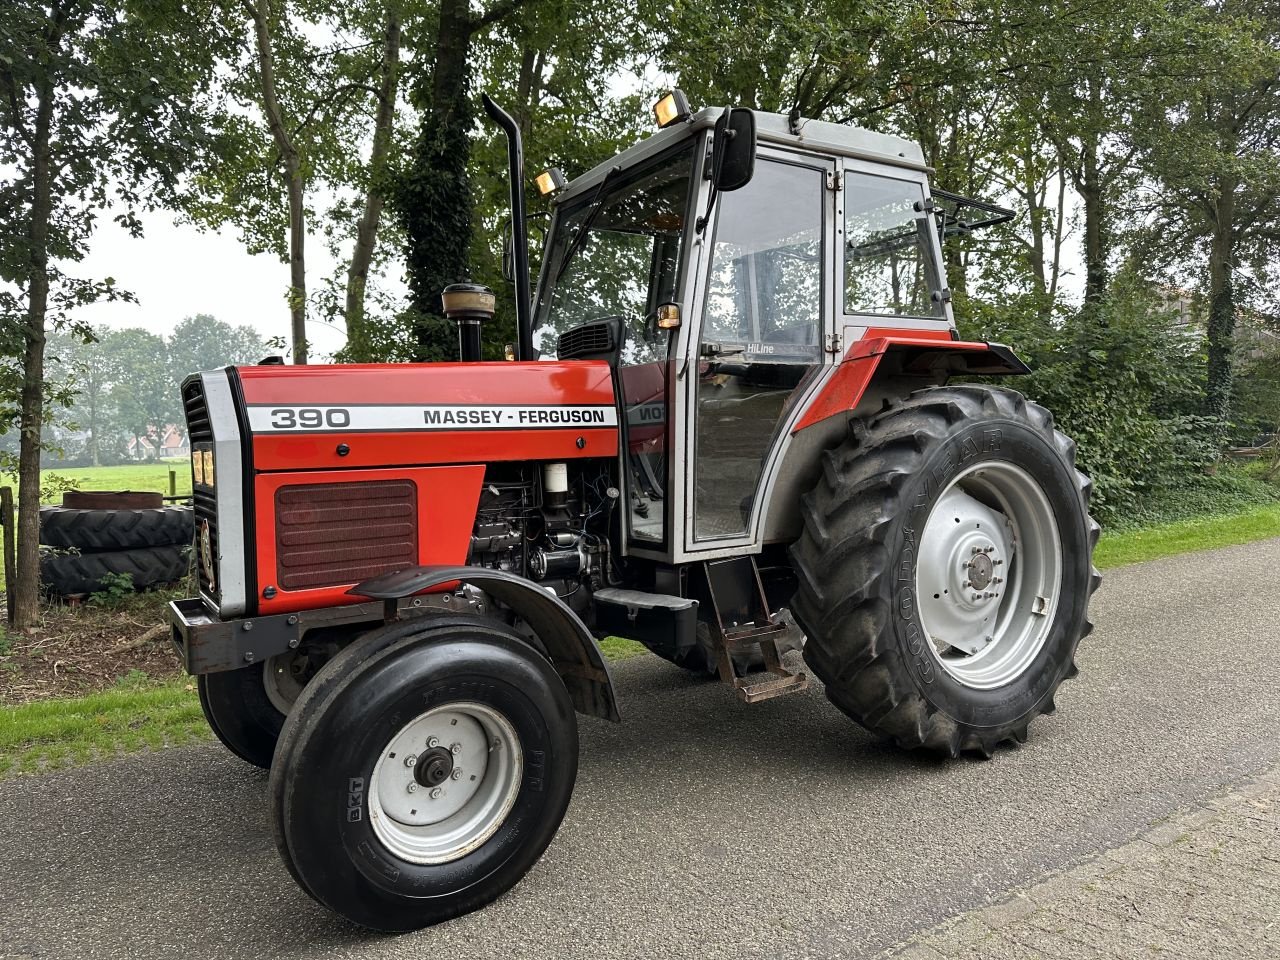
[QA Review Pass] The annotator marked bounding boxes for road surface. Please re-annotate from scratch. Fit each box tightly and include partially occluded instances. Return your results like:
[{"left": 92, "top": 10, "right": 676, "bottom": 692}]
[{"left": 3, "top": 538, "right": 1280, "bottom": 960}]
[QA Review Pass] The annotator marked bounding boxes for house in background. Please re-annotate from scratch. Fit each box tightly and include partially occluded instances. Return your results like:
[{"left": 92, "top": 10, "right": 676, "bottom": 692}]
[{"left": 127, "top": 424, "right": 189, "bottom": 460}]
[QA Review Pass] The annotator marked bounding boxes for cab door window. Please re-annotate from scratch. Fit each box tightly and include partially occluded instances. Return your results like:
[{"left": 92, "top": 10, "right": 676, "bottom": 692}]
[{"left": 693, "top": 157, "right": 826, "bottom": 541}]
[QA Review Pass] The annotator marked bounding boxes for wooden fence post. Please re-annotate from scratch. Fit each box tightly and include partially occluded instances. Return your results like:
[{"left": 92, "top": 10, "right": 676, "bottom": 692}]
[
  {"left": 168, "top": 469, "right": 176, "bottom": 498},
  {"left": 1, "top": 486, "right": 14, "bottom": 627}
]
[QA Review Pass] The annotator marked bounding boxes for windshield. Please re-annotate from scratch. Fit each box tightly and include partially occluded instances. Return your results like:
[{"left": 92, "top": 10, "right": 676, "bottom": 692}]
[{"left": 533, "top": 145, "right": 695, "bottom": 364}]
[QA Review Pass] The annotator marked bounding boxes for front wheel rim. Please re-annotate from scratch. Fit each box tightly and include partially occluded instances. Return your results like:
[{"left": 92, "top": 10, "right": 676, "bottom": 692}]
[
  {"left": 914, "top": 461, "right": 1062, "bottom": 690},
  {"left": 367, "top": 702, "right": 523, "bottom": 865}
]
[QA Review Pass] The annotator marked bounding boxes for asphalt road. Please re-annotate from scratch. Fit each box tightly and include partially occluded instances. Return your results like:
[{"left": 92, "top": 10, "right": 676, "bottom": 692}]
[{"left": 3, "top": 538, "right": 1280, "bottom": 960}]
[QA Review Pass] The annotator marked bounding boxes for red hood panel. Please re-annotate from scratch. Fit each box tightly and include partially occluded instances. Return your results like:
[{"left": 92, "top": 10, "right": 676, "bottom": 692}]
[{"left": 236, "top": 360, "right": 619, "bottom": 470}]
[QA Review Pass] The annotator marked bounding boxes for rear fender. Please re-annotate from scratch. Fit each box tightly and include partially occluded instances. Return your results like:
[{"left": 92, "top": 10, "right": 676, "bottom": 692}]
[
  {"left": 793, "top": 337, "right": 1029, "bottom": 433},
  {"left": 349, "top": 565, "right": 620, "bottom": 723}
]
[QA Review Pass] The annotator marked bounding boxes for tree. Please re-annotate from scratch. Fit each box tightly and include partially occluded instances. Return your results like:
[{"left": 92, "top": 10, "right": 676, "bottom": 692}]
[
  {"left": 1134, "top": 0, "right": 1280, "bottom": 420},
  {"left": 104, "top": 328, "right": 175, "bottom": 457},
  {"left": 45, "top": 327, "right": 119, "bottom": 466},
  {"left": 395, "top": 0, "right": 536, "bottom": 362},
  {"left": 167, "top": 315, "right": 268, "bottom": 379},
  {"left": 0, "top": 0, "right": 229, "bottom": 626}
]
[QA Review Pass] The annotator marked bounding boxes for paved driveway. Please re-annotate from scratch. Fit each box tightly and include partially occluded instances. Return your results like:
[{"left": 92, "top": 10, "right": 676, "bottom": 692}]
[{"left": 3, "top": 538, "right": 1280, "bottom": 960}]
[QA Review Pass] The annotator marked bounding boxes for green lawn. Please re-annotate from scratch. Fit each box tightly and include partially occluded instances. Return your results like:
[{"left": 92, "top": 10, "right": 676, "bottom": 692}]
[
  {"left": 40, "top": 460, "right": 191, "bottom": 503},
  {"left": 1094, "top": 502, "right": 1280, "bottom": 569},
  {"left": 0, "top": 680, "right": 210, "bottom": 778}
]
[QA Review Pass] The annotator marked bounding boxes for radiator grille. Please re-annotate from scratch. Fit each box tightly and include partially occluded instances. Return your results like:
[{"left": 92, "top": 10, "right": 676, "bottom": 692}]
[
  {"left": 182, "top": 377, "right": 218, "bottom": 601},
  {"left": 275, "top": 480, "right": 418, "bottom": 591},
  {"left": 183, "top": 378, "right": 213, "bottom": 443}
]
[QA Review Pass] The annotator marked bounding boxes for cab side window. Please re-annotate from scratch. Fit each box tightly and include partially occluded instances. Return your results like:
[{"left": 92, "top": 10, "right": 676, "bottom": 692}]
[{"left": 844, "top": 173, "right": 943, "bottom": 318}]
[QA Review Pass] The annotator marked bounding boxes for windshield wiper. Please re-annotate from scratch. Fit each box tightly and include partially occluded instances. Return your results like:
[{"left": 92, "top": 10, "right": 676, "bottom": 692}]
[{"left": 554, "top": 165, "right": 623, "bottom": 284}]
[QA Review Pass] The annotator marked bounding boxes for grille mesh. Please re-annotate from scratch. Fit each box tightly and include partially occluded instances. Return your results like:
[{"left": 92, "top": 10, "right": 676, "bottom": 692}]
[
  {"left": 182, "top": 377, "right": 218, "bottom": 601},
  {"left": 557, "top": 320, "right": 616, "bottom": 360},
  {"left": 275, "top": 480, "right": 418, "bottom": 591},
  {"left": 183, "top": 379, "right": 212, "bottom": 443}
]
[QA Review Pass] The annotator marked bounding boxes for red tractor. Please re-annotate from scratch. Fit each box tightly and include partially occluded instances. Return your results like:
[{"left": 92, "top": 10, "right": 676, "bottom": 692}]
[{"left": 171, "top": 93, "right": 1099, "bottom": 931}]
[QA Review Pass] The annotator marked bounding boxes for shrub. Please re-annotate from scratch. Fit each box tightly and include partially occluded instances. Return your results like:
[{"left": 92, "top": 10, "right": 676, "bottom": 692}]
[{"left": 961, "top": 275, "right": 1213, "bottom": 524}]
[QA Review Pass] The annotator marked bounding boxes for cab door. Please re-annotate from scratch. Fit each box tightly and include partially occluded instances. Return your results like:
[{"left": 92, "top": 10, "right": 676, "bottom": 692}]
[{"left": 681, "top": 148, "right": 838, "bottom": 556}]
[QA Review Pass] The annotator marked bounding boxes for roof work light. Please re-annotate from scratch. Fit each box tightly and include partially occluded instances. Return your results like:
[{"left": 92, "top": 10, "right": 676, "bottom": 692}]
[
  {"left": 653, "top": 89, "right": 691, "bottom": 129},
  {"left": 535, "top": 167, "right": 567, "bottom": 195}
]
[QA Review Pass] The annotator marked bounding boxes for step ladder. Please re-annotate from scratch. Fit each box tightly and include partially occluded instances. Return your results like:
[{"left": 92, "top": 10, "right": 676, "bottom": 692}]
[{"left": 702, "top": 556, "right": 808, "bottom": 704}]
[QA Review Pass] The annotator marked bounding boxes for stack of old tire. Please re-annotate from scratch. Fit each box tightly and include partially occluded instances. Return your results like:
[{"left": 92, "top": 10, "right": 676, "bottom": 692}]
[{"left": 40, "top": 491, "right": 194, "bottom": 599}]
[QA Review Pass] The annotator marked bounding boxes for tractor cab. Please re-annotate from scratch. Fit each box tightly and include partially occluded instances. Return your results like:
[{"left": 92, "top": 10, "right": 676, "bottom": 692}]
[{"left": 529, "top": 103, "right": 954, "bottom": 564}]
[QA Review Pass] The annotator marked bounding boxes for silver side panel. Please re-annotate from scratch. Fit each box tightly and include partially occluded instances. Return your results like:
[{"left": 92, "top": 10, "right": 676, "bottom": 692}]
[{"left": 201, "top": 371, "right": 247, "bottom": 617}]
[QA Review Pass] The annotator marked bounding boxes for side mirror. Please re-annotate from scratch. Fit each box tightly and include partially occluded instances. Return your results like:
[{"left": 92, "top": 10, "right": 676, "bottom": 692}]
[{"left": 712, "top": 108, "right": 756, "bottom": 192}]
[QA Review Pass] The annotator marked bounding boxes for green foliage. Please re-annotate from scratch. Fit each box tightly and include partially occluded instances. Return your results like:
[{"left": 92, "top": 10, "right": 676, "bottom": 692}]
[
  {"left": 90, "top": 572, "right": 135, "bottom": 607},
  {"left": 1115, "top": 466, "right": 1280, "bottom": 530},
  {"left": 38, "top": 472, "right": 80, "bottom": 504},
  {"left": 112, "top": 668, "right": 151, "bottom": 690},
  {"left": 962, "top": 275, "right": 1213, "bottom": 522}
]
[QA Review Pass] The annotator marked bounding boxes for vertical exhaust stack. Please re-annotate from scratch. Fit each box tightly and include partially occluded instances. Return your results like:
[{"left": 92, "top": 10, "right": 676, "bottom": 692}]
[
  {"left": 481, "top": 94, "right": 534, "bottom": 361},
  {"left": 441, "top": 282, "right": 495, "bottom": 362}
]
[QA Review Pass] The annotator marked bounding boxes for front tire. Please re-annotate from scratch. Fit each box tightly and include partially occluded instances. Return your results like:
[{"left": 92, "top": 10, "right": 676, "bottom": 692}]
[
  {"left": 198, "top": 646, "right": 330, "bottom": 768},
  {"left": 790, "top": 385, "right": 1100, "bottom": 757},
  {"left": 269, "top": 615, "right": 578, "bottom": 931},
  {"left": 198, "top": 665, "right": 285, "bottom": 769}
]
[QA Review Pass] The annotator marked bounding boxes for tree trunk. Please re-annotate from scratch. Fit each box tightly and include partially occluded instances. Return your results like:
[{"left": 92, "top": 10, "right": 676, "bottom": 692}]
[
  {"left": 401, "top": 0, "right": 476, "bottom": 361},
  {"left": 1080, "top": 136, "right": 1108, "bottom": 312},
  {"left": 246, "top": 0, "right": 307, "bottom": 364},
  {"left": 1206, "top": 176, "right": 1237, "bottom": 421},
  {"left": 344, "top": 12, "right": 401, "bottom": 349},
  {"left": 13, "top": 80, "right": 56, "bottom": 628},
  {"left": 1020, "top": 142, "right": 1050, "bottom": 318}
]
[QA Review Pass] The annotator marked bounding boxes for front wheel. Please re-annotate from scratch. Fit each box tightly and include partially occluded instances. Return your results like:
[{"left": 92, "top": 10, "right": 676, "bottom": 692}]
[
  {"left": 198, "top": 646, "right": 331, "bottom": 768},
  {"left": 269, "top": 615, "right": 578, "bottom": 931},
  {"left": 790, "top": 385, "right": 1100, "bottom": 757}
]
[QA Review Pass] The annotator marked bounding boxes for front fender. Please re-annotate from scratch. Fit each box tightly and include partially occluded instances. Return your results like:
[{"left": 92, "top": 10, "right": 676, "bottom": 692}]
[{"left": 349, "top": 565, "right": 620, "bottom": 723}]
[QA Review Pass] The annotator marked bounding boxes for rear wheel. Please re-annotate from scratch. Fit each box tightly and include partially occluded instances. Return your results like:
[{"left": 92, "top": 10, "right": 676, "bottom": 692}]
[
  {"left": 790, "top": 385, "right": 1100, "bottom": 756},
  {"left": 269, "top": 615, "right": 578, "bottom": 931}
]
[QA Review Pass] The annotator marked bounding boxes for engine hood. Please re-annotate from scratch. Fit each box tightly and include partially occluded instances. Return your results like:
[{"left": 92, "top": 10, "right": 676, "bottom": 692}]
[{"left": 234, "top": 360, "right": 619, "bottom": 471}]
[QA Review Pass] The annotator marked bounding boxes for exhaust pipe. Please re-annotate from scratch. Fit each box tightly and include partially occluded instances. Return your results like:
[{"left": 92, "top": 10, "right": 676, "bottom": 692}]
[{"left": 481, "top": 93, "right": 534, "bottom": 361}]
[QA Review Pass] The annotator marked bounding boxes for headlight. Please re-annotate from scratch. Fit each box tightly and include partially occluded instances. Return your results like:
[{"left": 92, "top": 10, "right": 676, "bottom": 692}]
[
  {"left": 192, "top": 450, "right": 204, "bottom": 486},
  {"left": 203, "top": 449, "right": 215, "bottom": 488}
]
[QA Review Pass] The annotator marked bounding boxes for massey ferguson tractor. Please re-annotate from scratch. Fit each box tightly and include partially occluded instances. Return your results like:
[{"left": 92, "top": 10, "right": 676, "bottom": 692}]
[{"left": 170, "top": 92, "right": 1099, "bottom": 932}]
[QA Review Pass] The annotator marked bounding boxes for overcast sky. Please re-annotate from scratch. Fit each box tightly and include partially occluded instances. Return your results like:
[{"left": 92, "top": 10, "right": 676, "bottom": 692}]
[{"left": 76, "top": 209, "right": 351, "bottom": 360}]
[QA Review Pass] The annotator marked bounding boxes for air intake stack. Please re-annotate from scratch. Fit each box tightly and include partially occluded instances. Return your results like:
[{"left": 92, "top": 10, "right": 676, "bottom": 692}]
[{"left": 441, "top": 281, "right": 496, "bottom": 362}]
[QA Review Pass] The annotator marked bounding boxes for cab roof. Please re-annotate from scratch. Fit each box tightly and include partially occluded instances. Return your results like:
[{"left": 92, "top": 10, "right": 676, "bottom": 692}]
[{"left": 555, "top": 107, "right": 928, "bottom": 206}]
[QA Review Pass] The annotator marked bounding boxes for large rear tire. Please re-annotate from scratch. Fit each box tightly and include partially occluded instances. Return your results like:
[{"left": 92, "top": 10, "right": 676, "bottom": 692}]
[
  {"left": 790, "top": 385, "right": 1100, "bottom": 757},
  {"left": 269, "top": 615, "right": 578, "bottom": 931}
]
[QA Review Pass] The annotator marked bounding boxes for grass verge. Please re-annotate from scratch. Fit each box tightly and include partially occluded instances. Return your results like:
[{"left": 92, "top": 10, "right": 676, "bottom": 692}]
[
  {"left": 0, "top": 679, "right": 210, "bottom": 778},
  {"left": 1094, "top": 502, "right": 1280, "bottom": 569}
]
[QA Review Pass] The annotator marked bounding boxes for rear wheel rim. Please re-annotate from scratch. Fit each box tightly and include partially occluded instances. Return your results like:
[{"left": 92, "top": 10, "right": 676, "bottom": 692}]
[
  {"left": 368, "top": 702, "right": 523, "bottom": 865},
  {"left": 914, "top": 461, "right": 1062, "bottom": 689}
]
